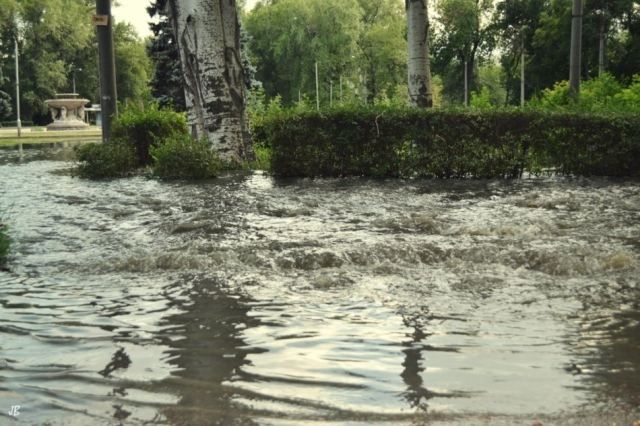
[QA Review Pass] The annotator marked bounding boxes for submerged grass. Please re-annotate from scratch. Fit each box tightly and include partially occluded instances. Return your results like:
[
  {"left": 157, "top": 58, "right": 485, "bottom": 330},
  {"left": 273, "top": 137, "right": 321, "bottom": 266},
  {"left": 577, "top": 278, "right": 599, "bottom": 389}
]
[{"left": 0, "top": 221, "right": 10, "bottom": 267}]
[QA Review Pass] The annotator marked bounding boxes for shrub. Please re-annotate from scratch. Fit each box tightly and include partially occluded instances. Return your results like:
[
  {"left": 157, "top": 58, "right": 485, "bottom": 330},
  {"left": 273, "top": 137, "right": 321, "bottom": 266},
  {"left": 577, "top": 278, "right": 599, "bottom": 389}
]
[
  {"left": 252, "top": 106, "right": 640, "bottom": 178},
  {"left": 150, "top": 133, "right": 221, "bottom": 179},
  {"left": 75, "top": 141, "right": 137, "bottom": 179},
  {"left": 112, "top": 104, "right": 189, "bottom": 166},
  {"left": 470, "top": 87, "right": 494, "bottom": 110},
  {"left": 530, "top": 73, "right": 639, "bottom": 113},
  {"left": 614, "top": 75, "right": 640, "bottom": 113},
  {"left": 0, "top": 222, "right": 10, "bottom": 267}
]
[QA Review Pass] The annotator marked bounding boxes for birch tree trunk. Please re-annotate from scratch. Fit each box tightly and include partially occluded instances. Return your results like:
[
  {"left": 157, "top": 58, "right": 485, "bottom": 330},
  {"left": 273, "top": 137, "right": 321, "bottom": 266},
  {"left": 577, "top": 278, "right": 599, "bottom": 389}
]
[
  {"left": 598, "top": 18, "right": 605, "bottom": 76},
  {"left": 167, "top": 0, "right": 252, "bottom": 163},
  {"left": 569, "top": 0, "right": 583, "bottom": 99},
  {"left": 406, "top": 0, "right": 433, "bottom": 108}
]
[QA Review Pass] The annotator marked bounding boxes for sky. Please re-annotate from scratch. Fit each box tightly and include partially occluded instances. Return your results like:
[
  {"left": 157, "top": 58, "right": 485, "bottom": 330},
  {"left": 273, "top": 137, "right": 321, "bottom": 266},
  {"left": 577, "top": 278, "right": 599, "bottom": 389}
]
[{"left": 112, "top": 1, "right": 260, "bottom": 39}]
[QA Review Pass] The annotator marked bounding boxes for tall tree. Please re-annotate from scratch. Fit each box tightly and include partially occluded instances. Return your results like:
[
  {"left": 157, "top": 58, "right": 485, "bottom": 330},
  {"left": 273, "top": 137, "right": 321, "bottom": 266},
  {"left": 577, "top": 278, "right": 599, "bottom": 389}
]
[
  {"left": 167, "top": 0, "right": 252, "bottom": 162},
  {"left": 433, "top": 0, "right": 496, "bottom": 104},
  {"left": 493, "top": 0, "right": 544, "bottom": 105},
  {"left": 245, "top": 0, "right": 361, "bottom": 105},
  {"left": 406, "top": 0, "right": 433, "bottom": 107},
  {"left": 356, "top": 0, "right": 407, "bottom": 104},
  {"left": 147, "top": 0, "right": 186, "bottom": 111}
]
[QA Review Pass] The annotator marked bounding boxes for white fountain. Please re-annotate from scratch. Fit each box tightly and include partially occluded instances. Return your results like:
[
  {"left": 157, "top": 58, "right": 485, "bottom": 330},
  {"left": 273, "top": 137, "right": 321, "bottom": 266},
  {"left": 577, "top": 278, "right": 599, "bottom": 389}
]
[{"left": 45, "top": 93, "right": 90, "bottom": 131}]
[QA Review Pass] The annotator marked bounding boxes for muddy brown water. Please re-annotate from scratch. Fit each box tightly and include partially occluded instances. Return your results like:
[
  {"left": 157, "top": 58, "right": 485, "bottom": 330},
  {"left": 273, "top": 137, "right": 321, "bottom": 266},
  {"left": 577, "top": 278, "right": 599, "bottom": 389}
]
[{"left": 0, "top": 146, "right": 639, "bottom": 425}]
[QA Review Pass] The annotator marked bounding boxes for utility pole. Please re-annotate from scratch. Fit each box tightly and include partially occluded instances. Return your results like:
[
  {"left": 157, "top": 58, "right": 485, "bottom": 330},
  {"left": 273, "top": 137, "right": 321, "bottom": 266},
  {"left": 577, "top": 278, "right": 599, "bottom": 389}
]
[
  {"left": 315, "top": 61, "right": 319, "bottom": 111},
  {"left": 464, "top": 60, "right": 468, "bottom": 106},
  {"left": 95, "top": 0, "right": 118, "bottom": 142},
  {"left": 330, "top": 81, "right": 333, "bottom": 107},
  {"left": 598, "top": 17, "right": 605, "bottom": 76},
  {"left": 14, "top": 37, "right": 21, "bottom": 138},
  {"left": 569, "top": 0, "right": 583, "bottom": 99},
  {"left": 521, "top": 38, "right": 525, "bottom": 107}
]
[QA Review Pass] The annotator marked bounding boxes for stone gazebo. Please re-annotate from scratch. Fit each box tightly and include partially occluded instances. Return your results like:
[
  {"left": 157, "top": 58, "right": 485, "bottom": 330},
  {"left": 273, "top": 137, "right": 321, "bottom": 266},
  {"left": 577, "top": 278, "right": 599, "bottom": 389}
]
[{"left": 45, "top": 93, "right": 90, "bottom": 131}]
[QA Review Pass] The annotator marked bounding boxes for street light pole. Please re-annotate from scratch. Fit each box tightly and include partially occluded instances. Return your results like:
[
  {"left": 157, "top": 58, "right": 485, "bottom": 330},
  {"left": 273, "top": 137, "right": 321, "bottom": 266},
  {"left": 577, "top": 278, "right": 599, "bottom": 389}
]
[
  {"left": 14, "top": 37, "right": 21, "bottom": 138},
  {"left": 95, "top": 0, "right": 117, "bottom": 143}
]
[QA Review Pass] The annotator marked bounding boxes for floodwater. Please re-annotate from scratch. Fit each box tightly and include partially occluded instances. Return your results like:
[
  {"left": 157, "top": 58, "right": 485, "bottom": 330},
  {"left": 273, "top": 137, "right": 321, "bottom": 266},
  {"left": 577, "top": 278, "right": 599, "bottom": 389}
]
[{"left": 0, "top": 145, "right": 639, "bottom": 425}]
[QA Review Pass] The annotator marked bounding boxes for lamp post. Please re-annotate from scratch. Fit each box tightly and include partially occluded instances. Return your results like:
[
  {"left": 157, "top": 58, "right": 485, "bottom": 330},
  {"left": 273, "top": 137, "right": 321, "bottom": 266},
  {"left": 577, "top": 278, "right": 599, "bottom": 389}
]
[
  {"left": 14, "top": 36, "right": 21, "bottom": 138},
  {"left": 72, "top": 66, "right": 83, "bottom": 94}
]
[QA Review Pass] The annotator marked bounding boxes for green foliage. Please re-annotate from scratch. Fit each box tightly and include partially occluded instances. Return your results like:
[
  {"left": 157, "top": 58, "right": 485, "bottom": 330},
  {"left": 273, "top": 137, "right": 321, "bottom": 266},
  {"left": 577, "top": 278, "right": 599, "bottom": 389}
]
[
  {"left": 0, "top": 0, "right": 152, "bottom": 125},
  {"left": 252, "top": 106, "right": 640, "bottom": 178},
  {"left": 111, "top": 105, "right": 189, "bottom": 166},
  {"left": 75, "top": 106, "right": 224, "bottom": 181},
  {"left": 0, "top": 221, "right": 10, "bottom": 267},
  {"left": 433, "top": 0, "right": 496, "bottom": 103},
  {"left": 75, "top": 141, "right": 137, "bottom": 179},
  {"left": 147, "top": 0, "right": 186, "bottom": 111},
  {"left": 0, "top": 90, "right": 11, "bottom": 122},
  {"left": 613, "top": 75, "right": 640, "bottom": 113},
  {"left": 245, "top": 0, "right": 405, "bottom": 106},
  {"left": 470, "top": 86, "right": 493, "bottom": 109},
  {"left": 531, "top": 73, "right": 640, "bottom": 113},
  {"left": 150, "top": 134, "right": 221, "bottom": 180},
  {"left": 114, "top": 23, "right": 153, "bottom": 106}
]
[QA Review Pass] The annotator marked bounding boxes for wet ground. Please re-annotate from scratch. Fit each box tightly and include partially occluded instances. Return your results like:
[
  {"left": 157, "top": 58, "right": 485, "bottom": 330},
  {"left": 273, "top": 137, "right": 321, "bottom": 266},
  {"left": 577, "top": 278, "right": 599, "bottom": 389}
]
[{"left": 0, "top": 146, "right": 639, "bottom": 425}]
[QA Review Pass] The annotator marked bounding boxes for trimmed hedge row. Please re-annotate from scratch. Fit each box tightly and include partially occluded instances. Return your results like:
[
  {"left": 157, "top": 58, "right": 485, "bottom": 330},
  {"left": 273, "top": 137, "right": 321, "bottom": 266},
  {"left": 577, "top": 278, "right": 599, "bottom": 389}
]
[{"left": 252, "top": 108, "right": 640, "bottom": 178}]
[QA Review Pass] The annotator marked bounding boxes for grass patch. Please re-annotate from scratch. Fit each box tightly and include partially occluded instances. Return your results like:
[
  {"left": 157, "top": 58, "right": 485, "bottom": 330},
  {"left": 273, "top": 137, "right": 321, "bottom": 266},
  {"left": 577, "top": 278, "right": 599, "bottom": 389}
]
[{"left": 0, "top": 129, "right": 101, "bottom": 147}]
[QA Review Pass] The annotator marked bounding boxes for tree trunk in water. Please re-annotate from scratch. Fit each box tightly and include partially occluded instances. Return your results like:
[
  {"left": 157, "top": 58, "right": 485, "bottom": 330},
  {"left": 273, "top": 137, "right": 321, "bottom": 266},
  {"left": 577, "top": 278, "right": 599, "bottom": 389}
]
[
  {"left": 167, "top": 0, "right": 252, "bottom": 163},
  {"left": 406, "top": 0, "right": 433, "bottom": 108},
  {"left": 569, "top": 0, "right": 583, "bottom": 99}
]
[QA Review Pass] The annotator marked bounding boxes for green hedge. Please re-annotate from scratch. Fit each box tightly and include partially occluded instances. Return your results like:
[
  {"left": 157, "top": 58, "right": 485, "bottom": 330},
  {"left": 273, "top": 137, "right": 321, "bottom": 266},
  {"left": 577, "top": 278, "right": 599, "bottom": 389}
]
[{"left": 252, "top": 107, "right": 640, "bottom": 178}]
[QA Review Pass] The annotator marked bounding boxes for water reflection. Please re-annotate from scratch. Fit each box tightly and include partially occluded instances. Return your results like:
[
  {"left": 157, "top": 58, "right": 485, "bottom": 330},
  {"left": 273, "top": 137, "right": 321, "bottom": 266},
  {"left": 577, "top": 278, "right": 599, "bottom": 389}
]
[{"left": 160, "top": 275, "right": 258, "bottom": 423}]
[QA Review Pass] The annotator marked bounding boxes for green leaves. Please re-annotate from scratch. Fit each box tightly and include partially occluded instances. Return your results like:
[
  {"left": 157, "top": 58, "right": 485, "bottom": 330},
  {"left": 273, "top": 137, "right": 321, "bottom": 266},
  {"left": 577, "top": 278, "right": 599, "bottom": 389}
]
[
  {"left": 0, "top": 221, "right": 10, "bottom": 267},
  {"left": 150, "top": 134, "right": 220, "bottom": 180},
  {"left": 76, "top": 105, "right": 220, "bottom": 181},
  {"left": 111, "top": 104, "right": 189, "bottom": 166}
]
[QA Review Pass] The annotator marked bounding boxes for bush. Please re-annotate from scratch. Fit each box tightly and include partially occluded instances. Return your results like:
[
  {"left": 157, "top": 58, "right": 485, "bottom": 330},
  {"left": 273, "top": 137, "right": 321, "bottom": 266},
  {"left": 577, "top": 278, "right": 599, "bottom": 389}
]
[
  {"left": 75, "top": 141, "right": 137, "bottom": 179},
  {"left": 150, "top": 133, "right": 221, "bottom": 179},
  {"left": 112, "top": 104, "right": 189, "bottom": 166},
  {"left": 252, "top": 105, "right": 640, "bottom": 178},
  {"left": 0, "top": 222, "right": 10, "bottom": 267},
  {"left": 530, "top": 73, "right": 639, "bottom": 113}
]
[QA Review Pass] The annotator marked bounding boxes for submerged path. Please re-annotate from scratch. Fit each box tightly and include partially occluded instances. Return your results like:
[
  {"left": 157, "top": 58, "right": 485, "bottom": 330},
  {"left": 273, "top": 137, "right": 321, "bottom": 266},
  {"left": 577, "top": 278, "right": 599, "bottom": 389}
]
[{"left": 0, "top": 146, "right": 639, "bottom": 425}]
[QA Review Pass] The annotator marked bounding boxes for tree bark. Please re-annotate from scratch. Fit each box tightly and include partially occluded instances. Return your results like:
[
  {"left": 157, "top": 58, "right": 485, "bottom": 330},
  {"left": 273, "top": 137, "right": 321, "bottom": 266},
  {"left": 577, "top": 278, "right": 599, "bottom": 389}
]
[
  {"left": 167, "top": 0, "right": 252, "bottom": 163},
  {"left": 406, "top": 0, "right": 433, "bottom": 108},
  {"left": 569, "top": 0, "right": 583, "bottom": 98}
]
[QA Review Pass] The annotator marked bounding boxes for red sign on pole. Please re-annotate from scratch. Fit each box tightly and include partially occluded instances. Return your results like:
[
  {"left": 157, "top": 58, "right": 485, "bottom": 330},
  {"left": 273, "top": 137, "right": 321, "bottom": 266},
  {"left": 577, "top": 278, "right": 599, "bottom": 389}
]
[{"left": 92, "top": 15, "right": 109, "bottom": 26}]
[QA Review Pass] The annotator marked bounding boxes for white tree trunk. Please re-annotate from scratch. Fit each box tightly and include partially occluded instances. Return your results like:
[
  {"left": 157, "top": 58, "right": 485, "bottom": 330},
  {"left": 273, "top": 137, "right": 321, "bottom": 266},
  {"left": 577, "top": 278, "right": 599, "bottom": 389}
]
[
  {"left": 406, "top": 0, "right": 433, "bottom": 108},
  {"left": 167, "top": 0, "right": 252, "bottom": 163}
]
